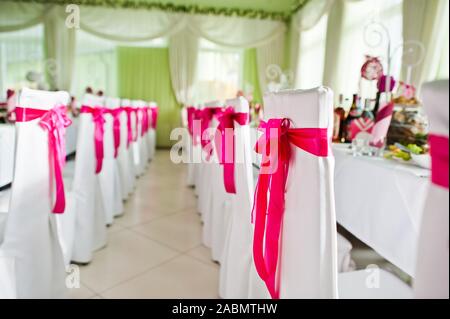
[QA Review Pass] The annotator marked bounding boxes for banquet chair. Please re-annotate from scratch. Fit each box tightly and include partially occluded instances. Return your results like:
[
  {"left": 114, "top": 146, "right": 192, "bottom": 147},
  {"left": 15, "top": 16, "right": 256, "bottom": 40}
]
[
  {"left": 0, "top": 88, "right": 69, "bottom": 298},
  {"left": 217, "top": 97, "right": 255, "bottom": 298},
  {"left": 413, "top": 80, "right": 449, "bottom": 299},
  {"left": 248, "top": 87, "right": 337, "bottom": 298},
  {"left": 120, "top": 99, "right": 137, "bottom": 195},
  {"left": 105, "top": 97, "right": 124, "bottom": 218},
  {"left": 68, "top": 93, "right": 108, "bottom": 264},
  {"left": 209, "top": 98, "right": 251, "bottom": 263},
  {"left": 197, "top": 101, "right": 222, "bottom": 248},
  {"left": 247, "top": 87, "right": 413, "bottom": 299}
]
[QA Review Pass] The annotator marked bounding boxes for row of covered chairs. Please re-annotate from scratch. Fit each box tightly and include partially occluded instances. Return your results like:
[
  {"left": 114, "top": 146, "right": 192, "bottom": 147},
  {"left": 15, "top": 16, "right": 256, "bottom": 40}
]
[
  {"left": 0, "top": 88, "right": 158, "bottom": 298},
  {"left": 187, "top": 82, "right": 448, "bottom": 299}
]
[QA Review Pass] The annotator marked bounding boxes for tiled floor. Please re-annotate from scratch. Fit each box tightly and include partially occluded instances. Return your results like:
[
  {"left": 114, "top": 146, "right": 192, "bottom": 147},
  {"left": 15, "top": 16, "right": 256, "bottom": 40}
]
[{"left": 68, "top": 150, "right": 219, "bottom": 299}]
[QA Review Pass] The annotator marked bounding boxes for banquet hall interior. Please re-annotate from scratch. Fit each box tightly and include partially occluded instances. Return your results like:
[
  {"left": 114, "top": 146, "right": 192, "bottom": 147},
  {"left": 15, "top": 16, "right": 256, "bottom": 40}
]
[{"left": 0, "top": 0, "right": 448, "bottom": 300}]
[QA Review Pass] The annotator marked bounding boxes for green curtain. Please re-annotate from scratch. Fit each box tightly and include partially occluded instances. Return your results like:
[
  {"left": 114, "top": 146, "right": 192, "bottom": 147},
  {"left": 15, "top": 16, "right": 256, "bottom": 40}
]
[
  {"left": 117, "top": 46, "right": 180, "bottom": 148},
  {"left": 242, "top": 48, "right": 262, "bottom": 104}
]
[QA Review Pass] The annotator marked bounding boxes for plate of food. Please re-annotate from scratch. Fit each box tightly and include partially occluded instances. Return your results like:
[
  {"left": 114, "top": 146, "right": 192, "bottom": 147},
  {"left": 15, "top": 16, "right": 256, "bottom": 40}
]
[{"left": 384, "top": 143, "right": 430, "bottom": 169}]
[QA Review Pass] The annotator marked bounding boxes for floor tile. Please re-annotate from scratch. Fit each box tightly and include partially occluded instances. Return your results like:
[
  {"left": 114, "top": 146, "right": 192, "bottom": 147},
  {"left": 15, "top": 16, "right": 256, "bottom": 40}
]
[
  {"left": 131, "top": 212, "right": 203, "bottom": 252},
  {"left": 78, "top": 229, "right": 180, "bottom": 293},
  {"left": 102, "top": 255, "right": 219, "bottom": 299}
]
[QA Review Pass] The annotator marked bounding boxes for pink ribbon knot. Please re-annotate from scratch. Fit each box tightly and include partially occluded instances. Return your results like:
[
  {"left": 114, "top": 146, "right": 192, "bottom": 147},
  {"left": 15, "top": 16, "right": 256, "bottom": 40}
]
[
  {"left": 81, "top": 105, "right": 106, "bottom": 174},
  {"left": 200, "top": 107, "right": 223, "bottom": 151},
  {"left": 252, "top": 118, "right": 329, "bottom": 299},
  {"left": 215, "top": 106, "right": 249, "bottom": 194},
  {"left": 15, "top": 105, "right": 72, "bottom": 214}
]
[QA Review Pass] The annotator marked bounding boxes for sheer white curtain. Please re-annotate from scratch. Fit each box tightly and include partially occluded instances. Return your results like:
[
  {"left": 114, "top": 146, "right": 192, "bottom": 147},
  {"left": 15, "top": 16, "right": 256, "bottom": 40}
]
[
  {"left": 168, "top": 29, "right": 199, "bottom": 106},
  {"left": 295, "top": 14, "right": 329, "bottom": 89},
  {"left": 194, "top": 39, "right": 242, "bottom": 103},
  {"left": 44, "top": 5, "right": 76, "bottom": 92},
  {"left": 402, "top": 0, "right": 449, "bottom": 89},
  {"left": 322, "top": 0, "right": 403, "bottom": 100},
  {"left": 0, "top": 25, "right": 45, "bottom": 97}
]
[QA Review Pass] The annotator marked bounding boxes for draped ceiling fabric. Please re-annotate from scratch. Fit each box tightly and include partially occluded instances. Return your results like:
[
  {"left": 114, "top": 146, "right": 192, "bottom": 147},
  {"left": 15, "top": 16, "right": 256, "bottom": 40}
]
[{"left": 0, "top": 1, "right": 288, "bottom": 95}]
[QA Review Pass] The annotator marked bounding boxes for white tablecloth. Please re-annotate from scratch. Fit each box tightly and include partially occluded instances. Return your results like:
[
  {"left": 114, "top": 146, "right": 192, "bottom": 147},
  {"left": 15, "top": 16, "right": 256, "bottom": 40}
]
[
  {"left": 0, "top": 117, "right": 78, "bottom": 188},
  {"left": 333, "top": 144, "right": 430, "bottom": 276}
]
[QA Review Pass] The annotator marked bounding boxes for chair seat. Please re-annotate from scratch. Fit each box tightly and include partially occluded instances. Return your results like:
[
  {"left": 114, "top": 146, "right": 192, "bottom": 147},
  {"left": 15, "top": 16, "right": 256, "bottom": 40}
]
[{"left": 338, "top": 269, "right": 413, "bottom": 299}]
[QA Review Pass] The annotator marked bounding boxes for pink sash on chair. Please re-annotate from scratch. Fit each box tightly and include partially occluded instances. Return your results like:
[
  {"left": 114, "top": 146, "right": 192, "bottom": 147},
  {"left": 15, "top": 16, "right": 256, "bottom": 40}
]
[
  {"left": 199, "top": 107, "right": 223, "bottom": 152},
  {"left": 15, "top": 106, "right": 72, "bottom": 213},
  {"left": 106, "top": 108, "right": 122, "bottom": 158},
  {"left": 252, "top": 118, "right": 329, "bottom": 299},
  {"left": 122, "top": 106, "right": 135, "bottom": 149},
  {"left": 150, "top": 106, "right": 158, "bottom": 130},
  {"left": 80, "top": 105, "right": 106, "bottom": 174},
  {"left": 215, "top": 106, "right": 249, "bottom": 194}
]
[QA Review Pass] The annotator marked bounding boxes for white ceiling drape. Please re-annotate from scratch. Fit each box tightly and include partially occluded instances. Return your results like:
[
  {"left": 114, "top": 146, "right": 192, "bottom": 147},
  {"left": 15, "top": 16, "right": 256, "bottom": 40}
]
[{"left": 0, "top": 1, "right": 286, "bottom": 101}]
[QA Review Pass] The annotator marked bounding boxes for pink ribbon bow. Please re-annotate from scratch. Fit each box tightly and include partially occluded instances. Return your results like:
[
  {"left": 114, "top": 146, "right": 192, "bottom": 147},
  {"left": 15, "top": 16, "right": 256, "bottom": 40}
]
[
  {"left": 150, "top": 106, "right": 158, "bottom": 130},
  {"left": 252, "top": 118, "right": 329, "bottom": 299},
  {"left": 15, "top": 106, "right": 72, "bottom": 214},
  {"left": 106, "top": 108, "right": 122, "bottom": 158},
  {"left": 429, "top": 134, "right": 449, "bottom": 189},
  {"left": 80, "top": 105, "right": 106, "bottom": 174},
  {"left": 200, "top": 107, "right": 223, "bottom": 151},
  {"left": 215, "top": 106, "right": 249, "bottom": 194}
]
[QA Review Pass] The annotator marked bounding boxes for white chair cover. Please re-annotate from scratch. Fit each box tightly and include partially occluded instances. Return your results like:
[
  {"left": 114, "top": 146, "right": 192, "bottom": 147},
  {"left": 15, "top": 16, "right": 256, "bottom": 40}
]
[
  {"left": 210, "top": 98, "right": 250, "bottom": 263},
  {"left": 118, "top": 100, "right": 136, "bottom": 199},
  {"left": 414, "top": 80, "right": 449, "bottom": 299},
  {"left": 0, "top": 87, "right": 68, "bottom": 298},
  {"left": 98, "top": 97, "right": 116, "bottom": 226},
  {"left": 105, "top": 97, "right": 124, "bottom": 217},
  {"left": 249, "top": 87, "right": 338, "bottom": 298},
  {"left": 198, "top": 101, "right": 222, "bottom": 248},
  {"left": 219, "top": 97, "right": 255, "bottom": 298},
  {"left": 70, "top": 94, "right": 107, "bottom": 263}
]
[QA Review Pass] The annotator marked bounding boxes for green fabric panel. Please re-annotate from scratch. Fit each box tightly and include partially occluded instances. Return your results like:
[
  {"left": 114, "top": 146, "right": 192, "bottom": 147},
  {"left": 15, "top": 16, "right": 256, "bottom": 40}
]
[
  {"left": 242, "top": 48, "right": 262, "bottom": 104},
  {"left": 117, "top": 46, "right": 180, "bottom": 148}
]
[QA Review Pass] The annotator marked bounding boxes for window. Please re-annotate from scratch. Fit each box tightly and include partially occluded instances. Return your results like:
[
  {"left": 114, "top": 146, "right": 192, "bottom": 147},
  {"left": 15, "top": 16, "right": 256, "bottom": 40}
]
[
  {"left": 74, "top": 30, "right": 168, "bottom": 99},
  {"left": 295, "top": 13, "right": 329, "bottom": 89},
  {"left": 194, "top": 39, "right": 242, "bottom": 103},
  {"left": 0, "top": 25, "right": 45, "bottom": 98}
]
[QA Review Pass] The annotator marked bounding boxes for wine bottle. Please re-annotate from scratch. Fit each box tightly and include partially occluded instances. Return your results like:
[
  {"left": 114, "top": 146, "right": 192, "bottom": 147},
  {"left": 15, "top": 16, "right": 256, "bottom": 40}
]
[
  {"left": 333, "top": 94, "right": 346, "bottom": 142},
  {"left": 343, "top": 94, "right": 361, "bottom": 142}
]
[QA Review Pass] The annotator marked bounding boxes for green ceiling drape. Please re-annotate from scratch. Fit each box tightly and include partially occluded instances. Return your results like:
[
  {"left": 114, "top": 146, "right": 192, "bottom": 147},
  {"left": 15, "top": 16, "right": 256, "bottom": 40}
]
[{"left": 117, "top": 46, "right": 180, "bottom": 148}]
